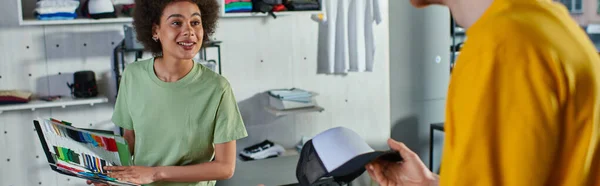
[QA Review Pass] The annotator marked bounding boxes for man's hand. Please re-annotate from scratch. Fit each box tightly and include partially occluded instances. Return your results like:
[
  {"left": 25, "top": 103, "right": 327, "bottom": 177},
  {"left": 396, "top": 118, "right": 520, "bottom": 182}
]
[
  {"left": 366, "top": 138, "right": 438, "bottom": 186},
  {"left": 105, "top": 166, "right": 158, "bottom": 185}
]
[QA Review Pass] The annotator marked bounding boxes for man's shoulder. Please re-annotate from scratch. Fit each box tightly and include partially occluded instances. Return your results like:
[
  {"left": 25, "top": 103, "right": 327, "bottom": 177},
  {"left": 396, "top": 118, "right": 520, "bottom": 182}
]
[
  {"left": 477, "top": 16, "right": 545, "bottom": 45},
  {"left": 488, "top": 8, "right": 599, "bottom": 66}
]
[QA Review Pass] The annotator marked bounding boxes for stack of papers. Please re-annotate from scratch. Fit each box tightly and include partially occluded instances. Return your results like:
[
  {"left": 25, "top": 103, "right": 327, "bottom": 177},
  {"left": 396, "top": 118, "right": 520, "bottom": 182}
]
[{"left": 268, "top": 88, "right": 317, "bottom": 110}]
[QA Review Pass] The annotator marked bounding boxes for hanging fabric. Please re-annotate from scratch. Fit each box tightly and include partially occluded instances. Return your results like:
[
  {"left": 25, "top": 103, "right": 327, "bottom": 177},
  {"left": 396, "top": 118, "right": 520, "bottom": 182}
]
[{"left": 315, "top": 0, "right": 382, "bottom": 74}]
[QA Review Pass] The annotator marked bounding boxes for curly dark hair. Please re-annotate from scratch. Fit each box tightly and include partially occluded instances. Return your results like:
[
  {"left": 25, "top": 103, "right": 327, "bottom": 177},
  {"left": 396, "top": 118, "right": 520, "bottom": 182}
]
[{"left": 133, "top": 0, "right": 219, "bottom": 56}]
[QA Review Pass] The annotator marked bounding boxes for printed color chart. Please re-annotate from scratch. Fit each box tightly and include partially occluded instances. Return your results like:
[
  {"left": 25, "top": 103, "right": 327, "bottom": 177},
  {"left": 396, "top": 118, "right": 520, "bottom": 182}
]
[{"left": 33, "top": 118, "right": 136, "bottom": 186}]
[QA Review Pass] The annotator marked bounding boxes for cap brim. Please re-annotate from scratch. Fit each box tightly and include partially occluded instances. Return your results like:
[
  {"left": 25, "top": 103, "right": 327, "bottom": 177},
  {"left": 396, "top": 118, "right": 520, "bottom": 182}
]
[{"left": 328, "top": 150, "right": 403, "bottom": 183}]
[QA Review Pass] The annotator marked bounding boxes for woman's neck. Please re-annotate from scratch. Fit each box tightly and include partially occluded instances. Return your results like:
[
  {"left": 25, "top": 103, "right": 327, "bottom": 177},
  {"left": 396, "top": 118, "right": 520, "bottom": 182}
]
[{"left": 154, "top": 55, "right": 194, "bottom": 82}]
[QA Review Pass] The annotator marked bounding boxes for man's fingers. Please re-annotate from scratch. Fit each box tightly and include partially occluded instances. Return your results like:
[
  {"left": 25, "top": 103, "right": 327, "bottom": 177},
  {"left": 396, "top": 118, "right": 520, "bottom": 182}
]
[
  {"left": 366, "top": 164, "right": 379, "bottom": 182},
  {"left": 368, "top": 162, "right": 387, "bottom": 185},
  {"left": 388, "top": 138, "right": 417, "bottom": 160}
]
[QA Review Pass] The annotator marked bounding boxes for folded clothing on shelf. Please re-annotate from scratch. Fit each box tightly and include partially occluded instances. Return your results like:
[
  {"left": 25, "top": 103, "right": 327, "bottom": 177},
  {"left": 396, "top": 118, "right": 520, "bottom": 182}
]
[
  {"left": 81, "top": 0, "right": 117, "bottom": 19},
  {"left": 268, "top": 88, "right": 314, "bottom": 102},
  {"left": 225, "top": 1, "right": 253, "bottom": 13},
  {"left": 284, "top": 0, "right": 320, "bottom": 11},
  {"left": 239, "top": 140, "right": 285, "bottom": 161},
  {"left": 0, "top": 90, "right": 32, "bottom": 105},
  {"left": 34, "top": 0, "right": 79, "bottom": 20},
  {"left": 120, "top": 4, "right": 135, "bottom": 17},
  {"left": 225, "top": 0, "right": 251, "bottom": 4},
  {"left": 38, "top": 12, "right": 78, "bottom": 20},
  {"left": 269, "top": 95, "right": 316, "bottom": 110},
  {"left": 268, "top": 88, "right": 318, "bottom": 110}
]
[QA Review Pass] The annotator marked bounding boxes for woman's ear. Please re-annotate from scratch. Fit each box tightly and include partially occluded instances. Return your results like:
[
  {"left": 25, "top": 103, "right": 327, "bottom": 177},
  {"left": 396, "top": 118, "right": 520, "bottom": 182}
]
[{"left": 152, "top": 24, "right": 160, "bottom": 41}]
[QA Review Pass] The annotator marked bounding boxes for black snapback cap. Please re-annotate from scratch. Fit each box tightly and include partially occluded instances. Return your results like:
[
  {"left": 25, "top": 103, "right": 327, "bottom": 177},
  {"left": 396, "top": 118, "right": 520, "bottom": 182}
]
[{"left": 296, "top": 127, "right": 403, "bottom": 186}]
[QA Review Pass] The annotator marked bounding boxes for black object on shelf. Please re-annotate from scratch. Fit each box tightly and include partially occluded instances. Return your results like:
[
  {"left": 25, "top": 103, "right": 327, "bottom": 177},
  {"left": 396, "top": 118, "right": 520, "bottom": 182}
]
[
  {"left": 239, "top": 140, "right": 285, "bottom": 161},
  {"left": 67, "top": 71, "right": 99, "bottom": 98},
  {"left": 429, "top": 123, "right": 445, "bottom": 173}
]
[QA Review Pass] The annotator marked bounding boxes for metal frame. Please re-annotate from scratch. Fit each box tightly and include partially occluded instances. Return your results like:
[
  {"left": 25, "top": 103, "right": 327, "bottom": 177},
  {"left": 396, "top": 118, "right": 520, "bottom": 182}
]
[
  {"left": 429, "top": 123, "right": 445, "bottom": 172},
  {"left": 450, "top": 15, "right": 460, "bottom": 73},
  {"left": 560, "top": 0, "right": 584, "bottom": 13}
]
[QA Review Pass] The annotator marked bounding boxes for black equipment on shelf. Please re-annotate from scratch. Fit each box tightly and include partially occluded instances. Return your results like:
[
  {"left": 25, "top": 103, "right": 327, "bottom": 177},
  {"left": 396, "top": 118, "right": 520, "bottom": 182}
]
[{"left": 67, "top": 71, "right": 98, "bottom": 98}]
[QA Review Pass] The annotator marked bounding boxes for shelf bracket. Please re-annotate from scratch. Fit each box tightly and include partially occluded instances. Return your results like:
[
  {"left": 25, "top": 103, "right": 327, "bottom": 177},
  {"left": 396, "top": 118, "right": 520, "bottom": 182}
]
[
  {"left": 31, "top": 108, "right": 35, "bottom": 111},
  {"left": 61, "top": 105, "right": 66, "bottom": 108},
  {"left": 90, "top": 103, "right": 95, "bottom": 106}
]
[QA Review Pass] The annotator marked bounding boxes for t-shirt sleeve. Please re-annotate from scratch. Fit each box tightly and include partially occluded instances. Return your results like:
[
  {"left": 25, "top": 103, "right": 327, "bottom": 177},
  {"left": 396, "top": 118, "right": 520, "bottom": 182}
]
[
  {"left": 213, "top": 84, "right": 248, "bottom": 144},
  {"left": 111, "top": 69, "right": 134, "bottom": 130},
  {"left": 440, "top": 39, "right": 564, "bottom": 185}
]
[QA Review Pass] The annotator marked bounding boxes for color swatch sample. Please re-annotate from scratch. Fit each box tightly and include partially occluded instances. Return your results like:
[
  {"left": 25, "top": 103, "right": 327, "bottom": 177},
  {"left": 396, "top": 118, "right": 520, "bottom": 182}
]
[{"left": 35, "top": 118, "right": 135, "bottom": 185}]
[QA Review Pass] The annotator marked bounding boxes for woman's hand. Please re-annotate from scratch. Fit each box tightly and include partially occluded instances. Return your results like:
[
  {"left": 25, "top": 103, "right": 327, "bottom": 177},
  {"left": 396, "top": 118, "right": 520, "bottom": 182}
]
[
  {"left": 105, "top": 166, "right": 159, "bottom": 185},
  {"left": 86, "top": 180, "right": 109, "bottom": 186},
  {"left": 366, "top": 138, "right": 439, "bottom": 186}
]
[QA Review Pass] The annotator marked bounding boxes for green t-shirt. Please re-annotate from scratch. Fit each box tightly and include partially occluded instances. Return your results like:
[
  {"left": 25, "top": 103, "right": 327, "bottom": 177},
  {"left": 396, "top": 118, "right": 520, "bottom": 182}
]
[{"left": 111, "top": 57, "right": 248, "bottom": 186}]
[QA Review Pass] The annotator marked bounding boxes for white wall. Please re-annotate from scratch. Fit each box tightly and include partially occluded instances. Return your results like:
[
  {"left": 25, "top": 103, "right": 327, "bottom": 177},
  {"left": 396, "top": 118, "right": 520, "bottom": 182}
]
[
  {"left": 389, "top": 0, "right": 450, "bottom": 172},
  {"left": 0, "top": 0, "right": 390, "bottom": 186}
]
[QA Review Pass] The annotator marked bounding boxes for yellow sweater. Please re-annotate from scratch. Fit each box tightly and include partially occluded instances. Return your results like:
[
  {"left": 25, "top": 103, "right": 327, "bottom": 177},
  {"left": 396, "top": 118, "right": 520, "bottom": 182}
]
[{"left": 441, "top": 0, "right": 600, "bottom": 185}]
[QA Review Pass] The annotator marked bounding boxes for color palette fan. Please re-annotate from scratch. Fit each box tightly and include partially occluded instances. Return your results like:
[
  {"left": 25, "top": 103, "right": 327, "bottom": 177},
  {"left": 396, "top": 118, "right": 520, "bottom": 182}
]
[{"left": 33, "top": 118, "right": 136, "bottom": 186}]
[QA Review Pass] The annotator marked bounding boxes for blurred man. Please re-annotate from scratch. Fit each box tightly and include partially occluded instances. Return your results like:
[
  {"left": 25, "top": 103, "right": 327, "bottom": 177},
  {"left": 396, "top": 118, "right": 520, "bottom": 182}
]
[{"left": 368, "top": 0, "right": 600, "bottom": 185}]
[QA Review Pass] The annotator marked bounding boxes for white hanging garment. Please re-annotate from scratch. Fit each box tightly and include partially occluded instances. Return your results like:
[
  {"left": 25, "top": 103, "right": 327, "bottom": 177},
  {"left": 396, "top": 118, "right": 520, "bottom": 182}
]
[
  {"left": 347, "top": 0, "right": 366, "bottom": 72},
  {"left": 316, "top": 0, "right": 334, "bottom": 74},
  {"left": 315, "top": 0, "right": 381, "bottom": 74},
  {"left": 316, "top": 0, "right": 348, "bottom": 75},
  {"left": 333, "top": 0, "right": 348, "bottom": 74},
  {"left": 365, "top": 0, "right": 382, "bottom": 71}
]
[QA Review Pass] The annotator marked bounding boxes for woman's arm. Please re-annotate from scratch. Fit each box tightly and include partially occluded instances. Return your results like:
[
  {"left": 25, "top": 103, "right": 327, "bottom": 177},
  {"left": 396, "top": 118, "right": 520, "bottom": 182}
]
[
  {"left": 154, "top": 140, "right": 237, "bottom": 181},
  {"left": 106, "top": 141, "right": 237, "bottom": 184},
  {"left": 123, "top": 129, "right": 135, "bottom": 154}
]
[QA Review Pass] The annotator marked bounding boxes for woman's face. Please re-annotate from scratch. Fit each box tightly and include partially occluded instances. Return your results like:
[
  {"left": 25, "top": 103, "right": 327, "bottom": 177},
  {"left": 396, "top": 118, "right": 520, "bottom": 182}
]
[{"left": 154, "top": 1, "right": 204, "bottom": 60}]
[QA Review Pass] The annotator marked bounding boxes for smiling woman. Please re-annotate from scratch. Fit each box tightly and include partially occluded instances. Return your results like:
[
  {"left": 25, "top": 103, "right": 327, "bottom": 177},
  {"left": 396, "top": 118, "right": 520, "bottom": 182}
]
[
  {"left": 86, "top": 0, "right": 248, "bottom": 186},
  {"left": 134, "top": 0, "right": 219, "bottom": 57}
]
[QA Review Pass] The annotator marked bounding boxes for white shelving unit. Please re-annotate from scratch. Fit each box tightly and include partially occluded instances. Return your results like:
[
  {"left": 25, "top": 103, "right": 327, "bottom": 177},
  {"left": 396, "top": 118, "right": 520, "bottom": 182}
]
[
  {"left": 237, "top": 148, "right": 299, "bottom": 162},
  {"left": 221, "top": 10, "right": 322, "bottom": 18},
  {"left": 17, "top": 0, "right": 134, "bottom": 26},
  {"left": 16, "top": 0, "right": 323, "bottom": 26},
  {"left": 19, "top": 11, "right": 322, "bottom": 25},
  {"left": 19, "top": 17, "right": 133, "bottom": 26},
  {"left": 222, "top": 148, "right": 305, "bottom": 186},
  {"left": 0, "top": 96, "right": 109, "bottom": 114},
  {"left": 219, "top": 0, "right": 322, "bottom": 18},
  {"left": 264, "top": 105, "right": 324, "bottom": 116},
  {"left": 222, "top": 154, "right": 300, "bottom": 186}
]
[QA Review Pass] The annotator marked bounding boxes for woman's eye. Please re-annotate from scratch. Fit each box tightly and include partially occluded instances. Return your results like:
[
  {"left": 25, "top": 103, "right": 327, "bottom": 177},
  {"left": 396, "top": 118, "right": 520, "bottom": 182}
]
[
  {"left": 172, "top": 21, "right": 181, "bottom": 26},
  {"left": 191, "top": 21, "right": 201, "bottom": 26}
]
